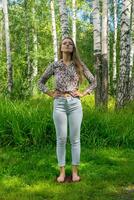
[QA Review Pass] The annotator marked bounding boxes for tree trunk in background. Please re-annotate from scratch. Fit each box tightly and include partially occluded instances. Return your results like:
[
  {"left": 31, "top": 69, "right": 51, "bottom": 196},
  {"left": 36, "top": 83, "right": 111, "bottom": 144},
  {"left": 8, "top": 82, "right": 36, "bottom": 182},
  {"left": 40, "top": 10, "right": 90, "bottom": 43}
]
[
  {"left": 93, "top": 0, "right": 102, "bottom": 107},
  {"left": 32, "top": 5, "right": 38, "bottom": 80},
  {"left": 116, "top": 0, "right": 132, "bottom": 108},
  {"left": 58, "top": 0, "right": 69, "bottom": 39},
  {"left": 130, "top": 0, "right": 134, "bottom": 101},
  {"left": 72, "top": 0, "right": 76, "bottom": 45},
  {"left": 24, "top": 0, "right": 32, "bottom": 94},
  {"left": 2, "top": 0, "right": 13, "bottom": 94},
  {"left": 101, "top": 0, "right": 108, "bottom": 108},
  {"left": 50, "top": 0, "right": 58, "bottom": 61},
  {"left": 31, "top": 1, "right": 38, "bottom": 96},
  {"left": 113, "top": 0, "right": 117, "bottom": 88},
  {"left": 107, "top": 0, "right": 111, "bottom": 87}
]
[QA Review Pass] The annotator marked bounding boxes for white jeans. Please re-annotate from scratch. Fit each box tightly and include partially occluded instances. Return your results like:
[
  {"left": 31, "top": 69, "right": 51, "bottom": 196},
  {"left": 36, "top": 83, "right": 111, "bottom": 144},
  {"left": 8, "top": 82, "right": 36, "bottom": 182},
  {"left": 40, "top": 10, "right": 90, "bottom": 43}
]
[{"left": 53, "top": 96, "right": 83, "bottom": 167}]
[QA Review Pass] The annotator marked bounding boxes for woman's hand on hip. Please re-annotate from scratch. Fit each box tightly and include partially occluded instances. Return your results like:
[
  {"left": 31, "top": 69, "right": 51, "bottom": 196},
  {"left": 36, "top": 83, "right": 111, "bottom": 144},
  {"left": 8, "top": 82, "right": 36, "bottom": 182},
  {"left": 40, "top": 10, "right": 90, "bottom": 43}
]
[
  {"left": 71, "top": 90, "right": 87, "bottom": 98},
  {"left": 47, "top": 91, "right": 56, "bottom": 97},
  {"left": 46, "top": 90, "right": 58, "bottom": 98}
]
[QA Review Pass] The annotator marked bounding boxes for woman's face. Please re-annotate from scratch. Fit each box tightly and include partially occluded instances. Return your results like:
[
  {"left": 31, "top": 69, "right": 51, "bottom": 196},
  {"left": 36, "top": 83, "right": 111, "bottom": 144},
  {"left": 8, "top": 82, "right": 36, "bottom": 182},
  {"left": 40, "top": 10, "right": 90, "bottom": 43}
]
[{"left": 61, "top": 38, "right": 74, "bottom": 53}]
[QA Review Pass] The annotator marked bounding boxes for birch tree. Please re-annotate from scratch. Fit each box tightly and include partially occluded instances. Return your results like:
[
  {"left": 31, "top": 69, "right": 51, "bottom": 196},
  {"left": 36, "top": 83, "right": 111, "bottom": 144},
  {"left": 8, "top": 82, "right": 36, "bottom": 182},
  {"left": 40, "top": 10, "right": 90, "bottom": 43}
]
[
  {"left": 58, "top": 0, "right": 69, "bottom": 39},
  {"left": 2, "top": 0, "right": 13, "bottom": 93},
  {"left": 50, "top": 0, "right": 58, "bottom": 61},
  {"left": 113, "top": 0, "right": 118, "bottom": 87},
  {"left": 107, "top": 0, "right": 111, "bottom": 87},
  {"left": 93, "top": 0, "right": 101, "bottom": 107},
  {"left": 24, "top": 0, "right": 33, "bottom": 95},
  {"left": 101, "top": 0, "right": 108, "bottom": 107},
  {"left": 130, "top": 0, "right": 134, "bottom": 100},
  {"left": 72, "top": 0, "right": 76, "bottom": 45},
  {"left": 32, "top": 3, "right": 38, "bottom": 80},
  {"left": 116, "top": 0, "right": 132, "bottom": 108},
  {"left": 30, "top": 1, "right": 39, "bottom": 96}
]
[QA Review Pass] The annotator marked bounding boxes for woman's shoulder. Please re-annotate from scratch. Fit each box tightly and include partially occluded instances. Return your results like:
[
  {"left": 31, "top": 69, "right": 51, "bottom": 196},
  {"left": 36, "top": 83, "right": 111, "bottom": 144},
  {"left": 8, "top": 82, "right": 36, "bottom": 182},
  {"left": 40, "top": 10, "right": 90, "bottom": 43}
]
[
  {"left": 53, "top": 59, "right": 63, "bottom": 66},
  {"left": 53, "top": 59, "right": 64, "bottom": 68},
  {"left": 48, "top": 60, "right": 60, "bottom": 69},
  {"left": 58, "top": 59, "right": 63, "bottom": 65}
]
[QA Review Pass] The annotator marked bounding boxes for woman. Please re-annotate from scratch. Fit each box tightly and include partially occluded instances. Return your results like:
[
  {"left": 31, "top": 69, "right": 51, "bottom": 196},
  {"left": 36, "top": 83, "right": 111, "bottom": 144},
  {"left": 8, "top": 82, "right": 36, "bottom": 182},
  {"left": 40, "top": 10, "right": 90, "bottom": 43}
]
[{"left": 38, "top": 36, "right": 97, "bottom": 183}]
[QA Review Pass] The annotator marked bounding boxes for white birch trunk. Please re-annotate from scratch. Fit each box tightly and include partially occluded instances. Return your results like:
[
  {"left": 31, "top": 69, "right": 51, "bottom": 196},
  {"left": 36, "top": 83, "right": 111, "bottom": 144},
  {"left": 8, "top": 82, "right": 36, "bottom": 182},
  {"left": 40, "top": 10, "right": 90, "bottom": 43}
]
[
  {"left": 24, "top": 0, "right": 32, "bottom": 93},
  {"left": 31, "top": 3, "right": 39, "bottom": 96},
  {"left": 32, "top": 6, "right": 38, "bottom": 79},
  {"left": 130, "top": 0, "right": 134, "bottom": 100},
  {"left": 130, "top": 0, "right": 134, "bottom": 79},
  {"left": 113, "top": 0, "right": 117, "bottom": 83},
  {"left": 101, "top": 0, "right": 108, "bottom": 107},
  {"left": 50, "top": 0, "right": 58, "bottom": 61},
  {"left": 116, "top": 0, "right": 132, "bottom": 108},
  {"left": 107, "top": 0, "right": 111, "bottom": 87},
  {"left": 130, "top": 38, "right": 133, "bottom": 79},
  {"left": 93, "top": 0, "right": 101, "bottom": 107},
  {"left": 72, "top": 0, "right": 76, "bottom": 46},
  {"left": 58, "top": 0, "right": 69, "bottom": 39},
  {"left": 2, "top": 0, "right": 13, "bottom": 93}
]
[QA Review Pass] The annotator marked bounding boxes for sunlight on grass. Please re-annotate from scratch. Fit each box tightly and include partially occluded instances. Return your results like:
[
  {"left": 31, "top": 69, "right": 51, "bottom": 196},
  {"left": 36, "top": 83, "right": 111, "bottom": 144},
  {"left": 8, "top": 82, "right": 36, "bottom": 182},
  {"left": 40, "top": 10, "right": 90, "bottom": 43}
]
[
  {"left": 0, "top": 146, "right": 134, "bottom": 200},
  {"left": 0, "top": 94, "right": 134, "bottom": 199},
  {"left": 81, "top": 94, "right": 95, "bottom": 109},
  {"left": 23, "top": 181, "right": 52, "bottom": 193},
  {"left": 108, "top": 96, "right": 115, "bottom": 110},
  {"left": 125, "top": 184, "right": 134, "bottom": 192},
  {"left": 1, "top": 176, "right": 25, "bottom": 189}
]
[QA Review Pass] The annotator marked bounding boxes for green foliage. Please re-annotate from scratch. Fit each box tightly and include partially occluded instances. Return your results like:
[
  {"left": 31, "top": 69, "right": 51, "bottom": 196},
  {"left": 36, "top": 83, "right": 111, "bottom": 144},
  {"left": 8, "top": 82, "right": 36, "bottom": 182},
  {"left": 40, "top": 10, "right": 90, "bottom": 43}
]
[
  {"left": 0, "top": 96, "right": 133, "bottom": 148},
  {"left": 109, "top": 27, "right": 121, "bottom": 96},
  {"left": 77, "top": 21, "right": 94, "bottom": 71},
  {"left": 1, "top": 0, "right": 56, "bottom": 99},
  {"left": 1, "top": 0, "right": 133, "bottom": 105},
  {"left": 82, "top": 105, "right": 134, "bottom": 148},
  {"left": 1, "top": 0, "right": 98, "bottom": 99},
  {"left": 0, "top": 96, "right": 55, "bottom": 147}
]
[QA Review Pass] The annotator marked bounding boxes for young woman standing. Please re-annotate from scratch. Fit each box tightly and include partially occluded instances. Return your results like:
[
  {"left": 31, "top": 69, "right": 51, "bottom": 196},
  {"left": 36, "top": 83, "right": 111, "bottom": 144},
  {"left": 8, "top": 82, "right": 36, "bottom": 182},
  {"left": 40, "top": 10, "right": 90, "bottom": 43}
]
[{"left": 38, "top": 37, "right": 97, "bottom": 183}]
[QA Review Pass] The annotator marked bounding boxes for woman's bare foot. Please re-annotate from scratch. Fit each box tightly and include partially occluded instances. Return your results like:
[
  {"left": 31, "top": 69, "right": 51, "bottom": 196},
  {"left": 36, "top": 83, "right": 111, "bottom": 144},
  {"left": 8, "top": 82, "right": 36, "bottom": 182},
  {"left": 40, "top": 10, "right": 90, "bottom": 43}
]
[
  {"left": 72, "top": 165, "right": 80, "bottom": 182},
  {"left": 72, "top": 173, "right": 80, "bottom": 182},
  {"left": 57, "top": 174, "right": 65, "bottom": 183},
  {"left": 57, "top": 166, "right": 65, "bottom": 183}
]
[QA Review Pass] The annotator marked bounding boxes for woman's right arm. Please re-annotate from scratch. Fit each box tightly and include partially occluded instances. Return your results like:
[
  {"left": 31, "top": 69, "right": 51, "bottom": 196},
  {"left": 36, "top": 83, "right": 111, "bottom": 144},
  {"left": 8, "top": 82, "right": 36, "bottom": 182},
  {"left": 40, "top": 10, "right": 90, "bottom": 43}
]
[{"left": 37, "top": 62, "right": 55, "bottom": 96}]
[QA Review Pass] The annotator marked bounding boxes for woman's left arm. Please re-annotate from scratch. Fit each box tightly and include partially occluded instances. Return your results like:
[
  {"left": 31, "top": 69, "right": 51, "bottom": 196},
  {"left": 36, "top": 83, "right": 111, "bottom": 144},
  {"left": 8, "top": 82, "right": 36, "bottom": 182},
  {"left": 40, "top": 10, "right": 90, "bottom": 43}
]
[{"left": 82, "top": 62, "right": 97, "bottom": 96}]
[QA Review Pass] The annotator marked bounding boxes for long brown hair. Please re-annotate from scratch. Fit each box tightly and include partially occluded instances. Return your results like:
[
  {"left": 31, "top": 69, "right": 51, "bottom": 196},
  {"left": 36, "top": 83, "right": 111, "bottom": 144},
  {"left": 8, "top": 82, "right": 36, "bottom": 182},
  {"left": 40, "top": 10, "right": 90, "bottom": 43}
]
[{"left": 58, "top": 36, "right": 84, "bottom": 83}]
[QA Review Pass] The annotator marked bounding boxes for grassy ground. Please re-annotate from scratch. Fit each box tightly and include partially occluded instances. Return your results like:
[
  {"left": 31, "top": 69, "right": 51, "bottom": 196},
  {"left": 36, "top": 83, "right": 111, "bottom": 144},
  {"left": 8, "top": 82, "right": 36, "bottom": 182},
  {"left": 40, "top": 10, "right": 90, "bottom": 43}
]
[
  {"left": 0, "top": 144, "right": 134, "bottom": 200},
  {"left": 0, "top": 95, "right": 134, "bottom": 199}
]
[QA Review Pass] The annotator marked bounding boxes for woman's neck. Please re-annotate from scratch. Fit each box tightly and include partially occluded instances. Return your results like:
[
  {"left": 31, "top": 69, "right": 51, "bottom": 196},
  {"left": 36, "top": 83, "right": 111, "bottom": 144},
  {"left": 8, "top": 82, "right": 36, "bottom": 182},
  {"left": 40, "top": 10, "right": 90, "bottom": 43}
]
[{"left": 62, "top": 52, "right": 72, "bottom": 62}]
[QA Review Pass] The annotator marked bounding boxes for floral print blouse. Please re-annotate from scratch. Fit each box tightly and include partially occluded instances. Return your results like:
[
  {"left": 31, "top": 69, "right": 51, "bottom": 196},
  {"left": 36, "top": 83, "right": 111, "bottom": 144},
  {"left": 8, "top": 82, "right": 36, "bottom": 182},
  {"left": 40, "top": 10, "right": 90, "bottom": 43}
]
[{"left": 38, "top": 59, "right": 97, "bottom": 95}]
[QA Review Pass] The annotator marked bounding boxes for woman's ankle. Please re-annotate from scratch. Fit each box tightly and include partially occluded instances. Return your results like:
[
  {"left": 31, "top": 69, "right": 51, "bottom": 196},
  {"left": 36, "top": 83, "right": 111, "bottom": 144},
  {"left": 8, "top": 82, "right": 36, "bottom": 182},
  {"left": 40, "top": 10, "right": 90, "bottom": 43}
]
[
  {"left": 72, "top": 165, "right": 78, "bottom": 174},
  {"left": 59, "top": 166, "right": 65, "bottom": 175}
]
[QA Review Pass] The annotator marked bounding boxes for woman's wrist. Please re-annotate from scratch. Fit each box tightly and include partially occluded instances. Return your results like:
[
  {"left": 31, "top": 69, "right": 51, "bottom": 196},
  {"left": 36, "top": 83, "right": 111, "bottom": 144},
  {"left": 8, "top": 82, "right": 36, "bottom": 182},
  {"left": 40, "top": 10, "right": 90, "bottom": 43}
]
[{"left": 46, "top": 90, "right": 54, "bottom": 97}]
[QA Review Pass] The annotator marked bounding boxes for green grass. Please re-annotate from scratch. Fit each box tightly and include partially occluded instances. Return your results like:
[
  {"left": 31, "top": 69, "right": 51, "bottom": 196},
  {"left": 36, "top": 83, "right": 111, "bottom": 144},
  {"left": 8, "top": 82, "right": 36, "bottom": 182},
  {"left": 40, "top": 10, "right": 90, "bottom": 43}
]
[
  {"left": 0, "top": 145, "right": 134, "bottom": 200},
  {"left": 0, "top": 95, "right": 134, "bottom": 148},
  {"left": 0, "top": 95, "right": 134, "bottom": 199}
]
